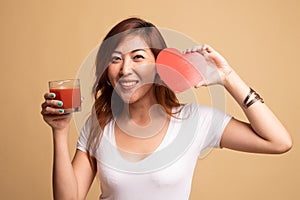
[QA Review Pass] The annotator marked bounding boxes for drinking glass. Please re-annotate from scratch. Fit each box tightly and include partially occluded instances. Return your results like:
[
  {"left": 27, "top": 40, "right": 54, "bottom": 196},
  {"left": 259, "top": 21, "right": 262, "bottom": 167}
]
[{"left": 49, "top": 79, "right": 81, "bottom": 112}]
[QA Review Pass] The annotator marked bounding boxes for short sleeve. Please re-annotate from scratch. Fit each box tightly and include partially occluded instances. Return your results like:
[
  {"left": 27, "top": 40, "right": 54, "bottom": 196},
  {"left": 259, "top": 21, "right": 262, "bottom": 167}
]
[
  {"left": 76, "top": 116, "right": 92, "bottom": 153},
  {"left": 182, "top": 104, "right": 232, "bottom": 153},
  {"left": 206, "top": 107, "right": 232, "bottom": 149}
]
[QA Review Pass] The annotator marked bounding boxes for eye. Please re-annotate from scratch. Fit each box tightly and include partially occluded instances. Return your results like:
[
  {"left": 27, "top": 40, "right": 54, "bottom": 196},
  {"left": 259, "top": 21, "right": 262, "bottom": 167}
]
[
  {"left": 133, "top": 54, "right": 145, "bottom": 60},
  {"left": 111, "top": 56, "right": 122, "bottom": 63}
]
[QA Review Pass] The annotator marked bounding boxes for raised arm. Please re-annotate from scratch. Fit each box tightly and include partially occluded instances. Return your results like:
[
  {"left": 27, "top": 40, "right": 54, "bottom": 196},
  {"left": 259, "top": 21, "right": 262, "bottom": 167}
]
[
  {"left": 190, "top": 45, "right": 292, "bottom": 154},
  {"left": 41, "top": 93, "right": 96, "bottom": 199},
  {"left": 221, "top": 71, "right": 292, "bottom": 153}
]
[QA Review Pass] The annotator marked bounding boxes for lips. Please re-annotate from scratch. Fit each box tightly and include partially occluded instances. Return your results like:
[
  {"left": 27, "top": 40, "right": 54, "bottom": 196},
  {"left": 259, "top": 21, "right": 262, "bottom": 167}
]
[{"left": 118, "top": 80, "right": 139, "bottom": 89}]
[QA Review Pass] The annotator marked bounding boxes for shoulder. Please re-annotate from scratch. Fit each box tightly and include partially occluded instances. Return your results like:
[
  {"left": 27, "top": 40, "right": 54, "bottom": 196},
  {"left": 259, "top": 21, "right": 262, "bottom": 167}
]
[
  {"left": 177, "top": 103, "right": 231, "bottom": 122},
  {"left": 178, "top": 103, "right": 217, "bottom": 116},
  {"left": 80, "top": 115, "right": 113, "bottom": 136},
  {"left": 80, "top": 115, "right": 93, "bottom": 134}
]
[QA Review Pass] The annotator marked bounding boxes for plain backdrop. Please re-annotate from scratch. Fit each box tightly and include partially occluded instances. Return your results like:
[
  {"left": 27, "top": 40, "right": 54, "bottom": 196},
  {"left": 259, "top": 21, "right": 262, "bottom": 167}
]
[{"left": 0, "top": 0, "right": 299, "bottom": 199}]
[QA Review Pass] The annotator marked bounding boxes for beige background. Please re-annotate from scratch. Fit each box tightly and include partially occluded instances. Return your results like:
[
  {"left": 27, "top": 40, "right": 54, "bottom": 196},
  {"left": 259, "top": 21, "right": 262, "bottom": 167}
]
[{"left": 1, "top": 0, "right": 299, "bottom": 199}]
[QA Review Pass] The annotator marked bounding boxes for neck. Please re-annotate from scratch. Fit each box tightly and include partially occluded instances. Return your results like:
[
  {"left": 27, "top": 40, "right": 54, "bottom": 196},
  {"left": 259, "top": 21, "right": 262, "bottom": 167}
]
[
  {"left": 121, "top": 87, "right": 160, "bottom": 126},
  {"left": 115, "top": 87, "right": 170, "bottom": 138}
]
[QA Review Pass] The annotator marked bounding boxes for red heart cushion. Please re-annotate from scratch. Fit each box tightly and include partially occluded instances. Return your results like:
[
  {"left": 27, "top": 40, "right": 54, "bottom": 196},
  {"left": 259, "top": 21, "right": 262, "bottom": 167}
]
[{"left": 156, "top": 48, "right": 205, "bottom": 93}]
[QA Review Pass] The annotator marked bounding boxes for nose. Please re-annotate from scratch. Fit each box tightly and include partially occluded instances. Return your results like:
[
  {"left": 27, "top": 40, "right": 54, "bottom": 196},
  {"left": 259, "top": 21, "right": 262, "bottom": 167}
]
[{"left": 119, "top": 56, "right": 133, "bottom": 76}]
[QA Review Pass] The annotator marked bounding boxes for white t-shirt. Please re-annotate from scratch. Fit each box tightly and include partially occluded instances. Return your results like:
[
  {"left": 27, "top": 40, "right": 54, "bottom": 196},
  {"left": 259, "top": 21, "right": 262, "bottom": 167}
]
[{"left": 77, "top": 104, "right": 232, "bottom": 200}]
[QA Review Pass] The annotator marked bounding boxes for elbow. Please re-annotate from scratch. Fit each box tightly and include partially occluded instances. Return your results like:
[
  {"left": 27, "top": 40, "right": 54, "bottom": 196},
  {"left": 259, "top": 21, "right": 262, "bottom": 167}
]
[{"left": 272, "top": 137, "right": 293, "bottom": 154}]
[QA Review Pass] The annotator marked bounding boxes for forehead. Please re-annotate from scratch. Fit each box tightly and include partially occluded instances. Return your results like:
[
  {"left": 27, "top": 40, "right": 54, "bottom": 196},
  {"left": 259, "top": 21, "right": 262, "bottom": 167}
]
[{"left": 114, "top": 35, "right": 149, "bottom": 54}]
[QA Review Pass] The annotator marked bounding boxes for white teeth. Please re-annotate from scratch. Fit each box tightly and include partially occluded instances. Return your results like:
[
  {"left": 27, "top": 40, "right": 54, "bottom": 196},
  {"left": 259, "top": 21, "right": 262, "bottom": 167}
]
[{"left": 120, "top": 81, "right": 137, "bottom": 87}]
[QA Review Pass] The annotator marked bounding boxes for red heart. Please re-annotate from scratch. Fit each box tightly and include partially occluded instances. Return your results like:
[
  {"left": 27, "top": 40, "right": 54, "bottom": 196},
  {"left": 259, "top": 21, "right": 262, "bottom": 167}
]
[{"left": 156, "top": 48, "right": 205, "bottom": 93}]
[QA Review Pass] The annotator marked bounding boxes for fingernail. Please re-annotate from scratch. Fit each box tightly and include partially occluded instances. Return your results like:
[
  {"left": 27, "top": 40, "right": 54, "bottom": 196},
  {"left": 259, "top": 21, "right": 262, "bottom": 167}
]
[
  {"left": 195, "top": 81, "right": 204, "bottom": 88},
  {"left": 58, "top": 109, "right": 64, "bottom": 113},
  {"left": 50, "top": 93, "right": 56, "bottom": 98},
  {"left": 192, "top": 46, "right": 199, "bottom": 52},
  {"left": 57, "top": 101, "right": 63, "bottom": 107},
  {"left": 201, "top": 45, "right": 206, "bottom": 51}
]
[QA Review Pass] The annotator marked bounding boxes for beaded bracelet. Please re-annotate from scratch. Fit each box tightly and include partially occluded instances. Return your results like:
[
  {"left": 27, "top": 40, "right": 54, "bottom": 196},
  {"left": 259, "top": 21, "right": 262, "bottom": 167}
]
[{"left": 243, "top": 88, "right": 264, "bottom": 108}]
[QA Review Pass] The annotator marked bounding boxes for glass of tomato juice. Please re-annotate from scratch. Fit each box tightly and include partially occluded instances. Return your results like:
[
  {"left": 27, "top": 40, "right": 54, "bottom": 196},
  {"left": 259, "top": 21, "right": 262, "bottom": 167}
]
[{"left": 49, "top": 79, "right": 81, "bottom": 112}]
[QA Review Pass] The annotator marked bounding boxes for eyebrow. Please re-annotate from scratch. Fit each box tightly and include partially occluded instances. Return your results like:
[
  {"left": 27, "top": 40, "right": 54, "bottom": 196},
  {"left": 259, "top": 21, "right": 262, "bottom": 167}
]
[
  {"left": 112, "top": 49, "right": 146, "bottom": 55},
  {"left": 112, "top": 50, "right": 122, "bottom": 55},
  {"left": 131, "top": 49, "right": 146, "bottom": 53}
]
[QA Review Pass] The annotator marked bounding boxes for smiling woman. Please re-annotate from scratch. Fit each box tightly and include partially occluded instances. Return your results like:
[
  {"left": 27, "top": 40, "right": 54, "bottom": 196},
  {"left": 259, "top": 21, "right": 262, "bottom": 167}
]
[
  {"left": 108, "top": 38, "right": 157, "bottom": 104},
  {"left": 40, "top": 17, "right": 292, "bottom": 200},
  {"left": 92, "top": 18, "right": 180, "bottom": 135}
]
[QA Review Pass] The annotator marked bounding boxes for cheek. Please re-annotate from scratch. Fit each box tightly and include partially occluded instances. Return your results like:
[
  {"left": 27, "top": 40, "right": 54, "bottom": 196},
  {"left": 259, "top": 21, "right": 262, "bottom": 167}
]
[
  {"left": 107, "top": 66, "right": 119, "bottom": 82},
  {"left": 136, "top": 64, "right": 156, "bottom": 83},
  {"left": 128, "top": 84, "right": 153, "bottom": 103}
]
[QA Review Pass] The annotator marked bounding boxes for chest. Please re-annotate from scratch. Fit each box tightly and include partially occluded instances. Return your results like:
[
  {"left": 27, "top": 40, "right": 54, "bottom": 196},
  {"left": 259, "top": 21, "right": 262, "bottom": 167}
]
[
  {"left": 114, "top": 119, "right": 170, "bottom": 161},
  {"left": 97, "top": 150, "right": 198, "bottom": 198}
]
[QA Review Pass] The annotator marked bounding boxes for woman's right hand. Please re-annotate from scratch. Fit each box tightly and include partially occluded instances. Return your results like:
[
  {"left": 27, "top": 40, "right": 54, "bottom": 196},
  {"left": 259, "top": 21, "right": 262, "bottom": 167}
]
[{"left": 41, "top": 92, "right": 72, "bottom": 131}]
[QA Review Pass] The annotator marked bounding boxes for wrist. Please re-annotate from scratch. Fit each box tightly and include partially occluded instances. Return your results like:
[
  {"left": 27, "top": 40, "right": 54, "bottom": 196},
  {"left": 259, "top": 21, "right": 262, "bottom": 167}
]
[
  {"left": 52, "top": 126, "right": 70, "bottom": 139},
  {"left": 224, "top": 70, "right": 246, "bottom": 88},
  {"left": 223, "top": 70, "right": 251, "bottom": 106}
]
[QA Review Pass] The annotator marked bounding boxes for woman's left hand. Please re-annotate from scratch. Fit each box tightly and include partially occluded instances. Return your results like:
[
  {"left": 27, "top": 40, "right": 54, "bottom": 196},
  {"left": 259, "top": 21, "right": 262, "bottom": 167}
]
[{"left": 184, "top": 45, "right": 233, "bottom": 87}]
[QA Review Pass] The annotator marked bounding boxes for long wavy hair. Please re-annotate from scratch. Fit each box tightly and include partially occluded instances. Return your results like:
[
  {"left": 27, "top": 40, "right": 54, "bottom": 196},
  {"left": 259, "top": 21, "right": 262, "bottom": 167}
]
[{"left": 87, "top": 17, "right": 181, "bottom": 158}]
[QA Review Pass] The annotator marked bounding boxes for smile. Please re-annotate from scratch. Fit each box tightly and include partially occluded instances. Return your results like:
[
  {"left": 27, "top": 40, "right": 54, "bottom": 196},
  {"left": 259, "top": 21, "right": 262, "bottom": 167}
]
[{"left": 119, "top": 80, "right": 139, "bottom": 89}]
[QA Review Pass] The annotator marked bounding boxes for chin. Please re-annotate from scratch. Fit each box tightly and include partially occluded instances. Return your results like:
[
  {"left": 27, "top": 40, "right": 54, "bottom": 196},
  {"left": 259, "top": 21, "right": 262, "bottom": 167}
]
[
  {"left": 121, "top": 95, "right": 139, "bottom": 104},
  {"left": 116, "top": 92, "right": 134, "bottom": 104}
]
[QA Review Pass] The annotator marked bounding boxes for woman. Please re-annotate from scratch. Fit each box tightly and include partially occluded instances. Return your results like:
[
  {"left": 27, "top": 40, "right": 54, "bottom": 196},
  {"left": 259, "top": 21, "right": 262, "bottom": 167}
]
[{"left": 41, "top": 18, "right": 292, "bottom": 200}]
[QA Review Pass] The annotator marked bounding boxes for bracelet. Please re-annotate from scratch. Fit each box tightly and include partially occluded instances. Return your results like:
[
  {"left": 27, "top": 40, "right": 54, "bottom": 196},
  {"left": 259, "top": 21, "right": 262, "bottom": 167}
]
[{"left": 243, "top": 88, "right": 264, "bottom": 108}]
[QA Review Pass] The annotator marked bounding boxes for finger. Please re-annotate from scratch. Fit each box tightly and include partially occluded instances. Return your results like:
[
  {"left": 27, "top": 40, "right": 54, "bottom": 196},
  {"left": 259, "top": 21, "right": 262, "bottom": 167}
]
[
  {"left": 197, "top": 44, "right": 209, "bottom": 57},
  {"left": 47, "top": 99, "right": 63, "bottom": 107},
  {"left": 44, "top": 92, "right": 56, "bottom": 100},
  {"left": 41, "top": 101, "right": 48, "bottom": 109},
  {"left": 194, "top": 80, "right": 207, "bottom": 88},
  {"left": 198, "top": 44, "right": 221, "bottom": 63},
  {"left": 200, "top": 44, "right": 207, "bottom": 52},
  {"left": 202, "top": 47, "right": 229, "bottom": 68},
  {"left": 191, "top": 46, "right": 201, "bottom": 52},
  {"left": 201, "top": 45, "right": 224, "bottom": 60},
  {"left": 41, "top": 99, "right": 63, "bottom": 109},
  {"left": 41, "top": 106, "right": 66, "bottom": 115},
  {"left": 201, "top": 44, "right": 214, "bottom": 53},
  {"left": 183, "top": 48, "right": 192, "bottom": 54},
  {"left": 199, "top": 44, "right": 216, "bottom": 55}
]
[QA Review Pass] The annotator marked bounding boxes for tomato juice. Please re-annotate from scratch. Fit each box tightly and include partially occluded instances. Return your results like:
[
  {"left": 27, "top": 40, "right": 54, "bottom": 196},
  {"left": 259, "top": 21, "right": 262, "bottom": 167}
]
[{"left": 50, "top": 88, "right": 81, "bottom": 111}]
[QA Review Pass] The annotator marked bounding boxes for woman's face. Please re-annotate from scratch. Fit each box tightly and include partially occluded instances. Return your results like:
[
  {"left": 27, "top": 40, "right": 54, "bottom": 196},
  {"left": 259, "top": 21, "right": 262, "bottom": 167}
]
[{"left": 107, "top": 35, "right": 156, "bottom": 104}]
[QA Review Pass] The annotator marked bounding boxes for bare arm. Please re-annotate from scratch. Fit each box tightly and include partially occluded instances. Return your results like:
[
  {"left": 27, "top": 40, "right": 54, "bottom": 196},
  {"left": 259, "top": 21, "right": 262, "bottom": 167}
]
[
  {"left": 72, "top": 150, "right": 97, "bottom": 200},
  {"left": 41, "top": 93, "right": 96, "bottom": 200},
  {"left": 52, "top": 128, "right": 96, "bottom": 200},
  {"left": 189, "top": 45, "right": 292, "bottom": 154},
  {"left": 220, "top": 71, "right": 292, "bottom": 153}
]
